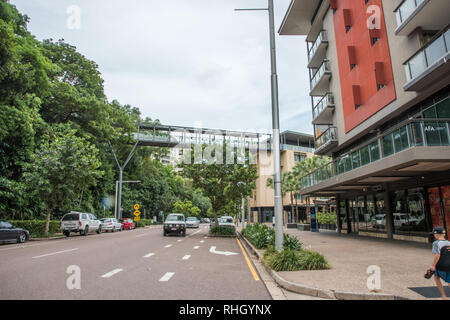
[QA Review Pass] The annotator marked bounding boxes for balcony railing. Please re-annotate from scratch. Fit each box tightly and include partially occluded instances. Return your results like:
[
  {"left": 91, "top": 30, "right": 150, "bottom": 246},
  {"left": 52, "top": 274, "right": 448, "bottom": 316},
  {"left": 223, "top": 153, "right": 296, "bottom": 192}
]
[
  {"left": 310, "top": 60, "right": 331, "bottom": 91},
  {"left": 395, "top": 0, "right": 426, "bottom": 27},
  {"left": 312, "top": 93, "right": 335, "bottom": 121},
  {"left": 302, "top": 119, "right": 450, "bottom": 189},
  {"left": 405, "top": 28, "right": 450, "bottom": 82},
  {"left": 308, "top": 30, "right": 328, "bottom": 63},
  {"left": 315, "top": 126, "right": 337, "bottom": 151}
]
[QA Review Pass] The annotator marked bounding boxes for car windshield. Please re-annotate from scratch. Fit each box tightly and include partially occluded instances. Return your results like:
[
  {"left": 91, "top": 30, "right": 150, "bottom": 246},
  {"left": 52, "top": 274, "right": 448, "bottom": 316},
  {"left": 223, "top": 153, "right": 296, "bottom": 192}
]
[
  {"left": 166, "top": 215, "right": 184, "bottom": 221},
  {"left": 187, "top": 217, "right": 197, "bottom": 221},
  {"left": 221, "top": 218, "right": 233, "bottom": 223},
  {"left": 62, "top": 214, "right": 79, "bottom": 221}
]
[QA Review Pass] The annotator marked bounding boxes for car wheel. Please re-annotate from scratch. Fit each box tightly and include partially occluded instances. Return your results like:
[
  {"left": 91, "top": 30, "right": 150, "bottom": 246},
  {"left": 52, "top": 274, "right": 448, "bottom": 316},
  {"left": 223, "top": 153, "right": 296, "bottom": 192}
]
[
  {"left": 64, "top": 231, "right": 70, "bottom": 237},
  {"left": 17, "top": 232, "right": 26, "bottom": 243},
  {"left": 83, "top": 226, "right": 89, "bottom": 236},
  {"left": 112, "top": 227, "right": 115, "bottom": 233},
  {"left": 97, "top": 226, "right": 102, "bottom": 234},
  {"left": 182, "top": 230, "right": 186, "bottom": 237}
]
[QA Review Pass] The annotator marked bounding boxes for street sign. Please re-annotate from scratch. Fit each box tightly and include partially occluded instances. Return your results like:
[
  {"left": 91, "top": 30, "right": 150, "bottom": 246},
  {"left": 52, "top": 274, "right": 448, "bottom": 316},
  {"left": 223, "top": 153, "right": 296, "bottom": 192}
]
[{"left": 134, "top": 204, "right": 141, "bottom": 222}]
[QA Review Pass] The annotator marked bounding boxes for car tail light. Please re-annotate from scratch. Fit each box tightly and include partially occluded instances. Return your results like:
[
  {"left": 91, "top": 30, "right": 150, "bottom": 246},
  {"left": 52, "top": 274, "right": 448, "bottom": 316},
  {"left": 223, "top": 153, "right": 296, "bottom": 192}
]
[
  {"left": 79, "top": 221, "right": 82, "bottom": 227},
  {"left": 109, "top": 223, "right": 112, "bottom": 225}
]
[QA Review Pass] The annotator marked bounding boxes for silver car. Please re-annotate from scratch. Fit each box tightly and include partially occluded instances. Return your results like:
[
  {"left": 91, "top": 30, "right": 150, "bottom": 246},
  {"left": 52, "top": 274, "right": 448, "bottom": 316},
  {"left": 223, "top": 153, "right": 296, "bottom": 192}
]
[
  {"left": 100, "top": 218, "right": 122, "bottom": 233},
  {"left": 219, "top": 216, "right": 235, "bottom": 228},
  {"left": 186, "top": 217, "right": 200, "bottom": 228}
]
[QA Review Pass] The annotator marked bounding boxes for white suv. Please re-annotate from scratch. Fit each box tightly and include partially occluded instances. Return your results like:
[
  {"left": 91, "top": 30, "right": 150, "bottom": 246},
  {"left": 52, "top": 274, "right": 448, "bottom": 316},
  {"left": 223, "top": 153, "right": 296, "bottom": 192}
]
[{"left": 61, "top": 212, "right": 102, "bottom": 237}]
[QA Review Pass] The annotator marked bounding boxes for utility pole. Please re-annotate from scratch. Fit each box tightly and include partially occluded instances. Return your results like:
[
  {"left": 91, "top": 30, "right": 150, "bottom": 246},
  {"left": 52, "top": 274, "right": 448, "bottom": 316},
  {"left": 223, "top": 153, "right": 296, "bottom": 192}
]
[{"left": 235, "top": 0, "right": 283, "bottom": 251}]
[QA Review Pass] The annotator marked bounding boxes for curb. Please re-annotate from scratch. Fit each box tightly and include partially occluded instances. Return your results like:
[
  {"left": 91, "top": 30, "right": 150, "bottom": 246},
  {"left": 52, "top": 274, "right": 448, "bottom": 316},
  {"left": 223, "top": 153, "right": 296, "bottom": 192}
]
[
  {"left": 29, "top": 235, "right": 66, "bottom": 241},
  {"left": 237, "top": 231, "right": 409, "bottom": 301}
]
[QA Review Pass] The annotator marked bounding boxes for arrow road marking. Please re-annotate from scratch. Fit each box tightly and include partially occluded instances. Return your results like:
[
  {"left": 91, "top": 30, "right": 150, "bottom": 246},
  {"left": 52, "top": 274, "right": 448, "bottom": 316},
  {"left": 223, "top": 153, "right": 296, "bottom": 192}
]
[{"left": 209, "top": 246, "right": 239, "bottom": 256}]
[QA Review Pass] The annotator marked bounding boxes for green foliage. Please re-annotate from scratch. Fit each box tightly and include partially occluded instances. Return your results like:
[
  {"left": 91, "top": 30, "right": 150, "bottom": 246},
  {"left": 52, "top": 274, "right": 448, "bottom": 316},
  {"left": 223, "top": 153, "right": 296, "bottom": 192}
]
[
  {"left": 317, "top": 211, "right": 337, "bottom": 225},
  {"left": 263, "top": 247, "right": 329, "bottom": 272},
  {"left": 209, "top": 225, "right": 236, "bottom": 236},
  {"left": 283, "top": 233, "right": 302, "bottom": 251},
  {"left": 135, "top": 220, "right": 146, "bottom": 228},
  {"left": 297, "top": 250, "right": 330, "bottom": 270},
  {"left": 173, "top": 199, "right": 201, "bottom": 217},
  {"left": 242, "top": 224, "right": 303, "bottom": 251},
  {"left": 7, "top": 220, "right": 60, "bottom": 237}
]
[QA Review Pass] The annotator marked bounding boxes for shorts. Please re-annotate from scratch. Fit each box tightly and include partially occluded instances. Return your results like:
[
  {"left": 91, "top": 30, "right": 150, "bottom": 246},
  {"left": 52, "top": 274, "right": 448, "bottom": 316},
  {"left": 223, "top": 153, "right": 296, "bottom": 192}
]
[{"left": 435, "top": 270, "right": 450, "bottom": 283}]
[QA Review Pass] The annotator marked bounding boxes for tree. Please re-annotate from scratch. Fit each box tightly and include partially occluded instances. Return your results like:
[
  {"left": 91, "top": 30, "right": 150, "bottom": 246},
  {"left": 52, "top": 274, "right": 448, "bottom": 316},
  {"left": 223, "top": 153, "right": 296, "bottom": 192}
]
[
  {"left": 23, "top": 125, "right": 103, "bottom": 235},
  {"left": 173, "top": 199, "right": 201, "bottom": 218},
  {"left": 181, "top": 144, "right": 258, "bottom": 226}
]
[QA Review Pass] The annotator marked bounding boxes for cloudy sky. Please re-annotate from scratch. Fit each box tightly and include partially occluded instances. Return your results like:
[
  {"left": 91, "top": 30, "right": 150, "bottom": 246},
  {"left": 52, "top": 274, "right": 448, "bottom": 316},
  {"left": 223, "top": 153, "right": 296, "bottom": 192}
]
[{"left": 11, "top": 0, "right": 312, "bottom": 134}]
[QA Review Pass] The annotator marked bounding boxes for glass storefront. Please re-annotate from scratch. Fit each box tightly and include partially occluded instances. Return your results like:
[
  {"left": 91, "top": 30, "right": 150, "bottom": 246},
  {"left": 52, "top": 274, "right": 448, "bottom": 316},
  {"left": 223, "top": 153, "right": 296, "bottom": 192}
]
[
  {"left": 428, "top": 186, "right": 450, "bottom": 236},
  {"left": 339, "top": 200, "right": 348, "bottom": 231},
  {"left": 391, "top": 188, "right": 428, "bottom": 237}
]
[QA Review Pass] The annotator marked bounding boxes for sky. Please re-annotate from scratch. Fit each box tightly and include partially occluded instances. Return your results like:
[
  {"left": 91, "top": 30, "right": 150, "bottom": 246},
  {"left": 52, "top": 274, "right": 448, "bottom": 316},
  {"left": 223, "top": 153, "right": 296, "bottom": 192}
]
[{"left": 11, "top": 0, "right": 313, "bottom": 135}]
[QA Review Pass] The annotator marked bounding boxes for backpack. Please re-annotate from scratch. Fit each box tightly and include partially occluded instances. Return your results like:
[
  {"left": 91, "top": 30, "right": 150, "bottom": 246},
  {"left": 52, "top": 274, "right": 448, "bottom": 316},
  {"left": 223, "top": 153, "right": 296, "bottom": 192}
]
[{"left": 436, "top": 245, "right": 450, "bottom": 273}]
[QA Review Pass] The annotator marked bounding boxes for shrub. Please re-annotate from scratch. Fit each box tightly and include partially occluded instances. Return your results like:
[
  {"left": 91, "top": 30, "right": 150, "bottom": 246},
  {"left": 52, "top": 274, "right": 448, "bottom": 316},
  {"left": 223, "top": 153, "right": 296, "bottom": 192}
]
[
  {"left": 265, "top": 249, "right": 304, "bottom": 272},
  {"left": 209, "top": 225, "right": 236, "bottom": 236},
  {"left": 283, "top": 234, "right": 302, "bottom": 251},
  {"left": 7, "top": 220, "right": 61, "bottom": 237},
  {"left": 135, "top": 220, "right": 146, "bottom": 228},
  {"left": 297, "top": 250, "right": 330, "bottom": 270}
]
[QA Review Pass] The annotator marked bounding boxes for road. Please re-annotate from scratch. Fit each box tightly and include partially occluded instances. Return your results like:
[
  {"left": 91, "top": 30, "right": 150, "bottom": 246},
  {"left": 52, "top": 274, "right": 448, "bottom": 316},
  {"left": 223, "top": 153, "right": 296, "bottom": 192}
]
[{"left": 0, "top": 225, "right": 271, "bottom": 300}]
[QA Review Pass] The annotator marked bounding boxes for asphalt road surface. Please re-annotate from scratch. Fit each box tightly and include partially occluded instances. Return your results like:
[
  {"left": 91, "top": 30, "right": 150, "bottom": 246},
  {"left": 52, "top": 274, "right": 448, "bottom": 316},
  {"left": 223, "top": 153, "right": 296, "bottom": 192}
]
[{"left": 0, "top": 225, "right": 271, "bottom": 300}]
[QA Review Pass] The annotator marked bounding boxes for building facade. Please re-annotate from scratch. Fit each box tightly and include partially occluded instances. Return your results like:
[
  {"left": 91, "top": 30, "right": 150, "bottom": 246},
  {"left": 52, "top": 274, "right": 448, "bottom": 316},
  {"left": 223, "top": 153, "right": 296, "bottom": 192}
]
[
  {"left": 279, "top": 0, "right": 450, "bottom": 242},
  {"left": 249, "top": 131, "right": 316, "bottom": 224}
]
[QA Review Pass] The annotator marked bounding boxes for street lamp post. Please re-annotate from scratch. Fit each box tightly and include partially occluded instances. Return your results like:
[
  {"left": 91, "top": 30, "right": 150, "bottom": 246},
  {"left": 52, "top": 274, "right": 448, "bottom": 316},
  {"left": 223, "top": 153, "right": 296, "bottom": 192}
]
[{"left": 235, "top": 0, "right": 283, "bottom": 251}]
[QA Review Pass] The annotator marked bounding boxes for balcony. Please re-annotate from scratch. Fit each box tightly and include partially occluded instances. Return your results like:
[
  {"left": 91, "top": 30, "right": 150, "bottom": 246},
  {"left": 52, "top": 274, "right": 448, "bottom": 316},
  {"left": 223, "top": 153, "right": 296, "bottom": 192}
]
[
  {"left": 315, "top": 126, "right": 337, "bottom": 155},
  {"left": 404, "top": 28, "right": 450, "bottom": 91},
  {"left": 307, "top": 30, "right": 328, "bottom": 68},
  {"left": 310, "top": 60, "right": 332, "bottom": 96},
  {"left": 312, "top": 93, "right": 335, "bottom": 125},
  {"left": 301, "top": 119, "right": 450, "bottom": 191},
  {"left": 395, "top": 0, "right": 449, "bottom": 36}
]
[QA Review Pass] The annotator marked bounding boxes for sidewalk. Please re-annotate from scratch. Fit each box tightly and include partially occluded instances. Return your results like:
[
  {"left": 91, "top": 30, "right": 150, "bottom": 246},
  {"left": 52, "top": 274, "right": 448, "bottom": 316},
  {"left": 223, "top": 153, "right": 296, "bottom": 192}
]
[{"left": 280, "top": 228, "right": 443, "bottom": 300}]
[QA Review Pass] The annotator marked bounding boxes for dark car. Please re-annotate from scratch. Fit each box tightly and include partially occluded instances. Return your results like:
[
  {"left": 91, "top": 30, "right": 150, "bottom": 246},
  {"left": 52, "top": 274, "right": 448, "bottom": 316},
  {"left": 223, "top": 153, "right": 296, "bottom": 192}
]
[
  {"left": 0, "top": 220, "right": 30, "bottom": 244},
  {"left": 163, "top": 213, "right": 186, "bottom": 237}
]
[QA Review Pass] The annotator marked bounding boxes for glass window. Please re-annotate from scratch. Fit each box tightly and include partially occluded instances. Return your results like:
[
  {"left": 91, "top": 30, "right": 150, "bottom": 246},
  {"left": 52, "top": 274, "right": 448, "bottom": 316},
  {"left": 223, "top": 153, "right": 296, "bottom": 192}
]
[
  {"left": 425, "top": 36, "right": 446, "bottom": 67},
  {"left": 366, "top": 195, "right": 377, "bottom": 231},
  {"left": 405, "top": 188, "right": 427, "bottom": 236},
  {"left": 383, "top": 134, "right": 394, "bottom": 157},
  {"left": 339, "top": 200, "right": 348, "bottom": 231},
  {"left": 374, "top": 193, "right": 386, "bottom": 232},
  {"left": 436, "top": 98, "right": 450, "bottom": 118},
  {"left": 369, "top": 141, "right": 380, "bottom": 162},
  {"left": 351, "top": 151, "right": 360, "bottom": 169},
  {"left": 423, "top": 106, "right": 437, "bottom": 118},
  {"left": 360, "top": 145, "right": 370, "bottom": 166},
  {"left": 411, "top": 122, "right": 424, "bottom": 146},
  {"left": 393, "top": 126, "right": 410, "bottom": 152},
  {"left": 424, "top": 121, "right": 444, "bottom": 146}
]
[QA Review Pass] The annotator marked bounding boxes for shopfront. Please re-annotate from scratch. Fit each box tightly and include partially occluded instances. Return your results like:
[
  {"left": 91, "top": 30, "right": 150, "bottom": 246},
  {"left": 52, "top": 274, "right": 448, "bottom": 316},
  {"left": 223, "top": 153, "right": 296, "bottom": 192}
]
[{"left": 338, "top": 185, "right": 450, "bottom": 242}]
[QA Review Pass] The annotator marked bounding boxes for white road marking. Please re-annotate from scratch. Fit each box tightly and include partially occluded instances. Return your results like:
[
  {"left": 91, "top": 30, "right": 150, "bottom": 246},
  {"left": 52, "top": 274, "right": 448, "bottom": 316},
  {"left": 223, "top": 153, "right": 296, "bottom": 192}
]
[
  {"left": 101, "top": 269, "right": 123, "bottom": 278},
  {"left": 165, "top": 244, "right": 173, "bottom": 248},
  {"left": 194, "top": 246, "right": 200, "bottom": 249},
  {"left": 188, "top": 229, "right": 202, "bottom": 237},
  {"left": 200, "top": 240, "right": 205, "bottom": 243},
  {"left": 209, "top": 246, "right": 239, "bottom": 256},
  {"left": 204, "top": 236, "right": 208, "bottom": 239},
  {"left": 182, "top": 255, "right": 191, "bottom": 260},
  {"left": 136, "top": 234, "right": 148, "bottom": 238},
  {"left": 32, "top": 248, "right": 79, "bottom": 259},
  {"left": 159, "top": 272, "right": 175, "bottom": 282},
  {"left": 143, "top": 253, "right": 155, "bottom": 258},
  {"left": 177, "top": 240, "right": 183, "bottom": 242}
]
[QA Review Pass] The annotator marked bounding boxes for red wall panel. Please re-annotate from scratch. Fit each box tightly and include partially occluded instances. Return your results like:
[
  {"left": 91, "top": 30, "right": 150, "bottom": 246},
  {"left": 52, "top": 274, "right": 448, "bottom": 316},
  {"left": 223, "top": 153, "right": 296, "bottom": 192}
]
[{"left": 333, "top": 0, "right": 396, "bottom": 133}]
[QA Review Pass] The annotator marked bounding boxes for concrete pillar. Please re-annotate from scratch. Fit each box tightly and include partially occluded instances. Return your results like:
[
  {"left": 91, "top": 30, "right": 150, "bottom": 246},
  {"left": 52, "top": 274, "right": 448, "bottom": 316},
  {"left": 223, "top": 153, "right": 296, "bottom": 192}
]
[{"left": 336, "top": 196, "right": 342, "bottom": 234}]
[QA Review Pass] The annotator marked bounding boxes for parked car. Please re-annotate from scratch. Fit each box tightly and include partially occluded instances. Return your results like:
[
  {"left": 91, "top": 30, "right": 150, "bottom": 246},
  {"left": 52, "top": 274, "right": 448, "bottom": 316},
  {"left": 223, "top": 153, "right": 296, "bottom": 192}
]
[
  {"left": 61, "top": 212, "right": 102, "bottom": 237},
  {"left": 186, "top": 217, "right": 200, "bottom": 228},
  {"left": 100, "top": 218, "right": 122, "bottom": 232},
  {"left": 219, "top": 216, "right": 235, "bottom": 228},
  {"left": 200, "top": 218, "right": 210, "bottom": 224},
  {"left": 120, "top": 218, "right": 136, "bottom": 230},
  {"left": 0, "top": 220, "right": 30, "bottom": 244},
  {"left": 163, "top": 213, "right": 186, "bottom": 237}
]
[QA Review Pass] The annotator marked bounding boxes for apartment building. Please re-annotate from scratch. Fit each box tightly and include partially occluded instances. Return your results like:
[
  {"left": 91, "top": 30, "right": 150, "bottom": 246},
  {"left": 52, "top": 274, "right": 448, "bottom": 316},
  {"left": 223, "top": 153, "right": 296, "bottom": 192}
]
[
  {"left": 279, "top": 0, "right": 450, "bottom": 242},
  {"left": 249, "top": 131, "right": 316, "bottom": 224}
]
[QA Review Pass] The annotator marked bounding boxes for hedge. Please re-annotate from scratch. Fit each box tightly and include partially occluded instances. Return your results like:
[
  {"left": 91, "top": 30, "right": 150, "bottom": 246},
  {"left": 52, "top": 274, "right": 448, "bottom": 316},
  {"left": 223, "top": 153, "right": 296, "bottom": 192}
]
[
  {"left": 7, "top": 220, "right": 61, "bottom": 237},
  {"left": 209, "top": 225, "right": 236, "bottom": 236}
]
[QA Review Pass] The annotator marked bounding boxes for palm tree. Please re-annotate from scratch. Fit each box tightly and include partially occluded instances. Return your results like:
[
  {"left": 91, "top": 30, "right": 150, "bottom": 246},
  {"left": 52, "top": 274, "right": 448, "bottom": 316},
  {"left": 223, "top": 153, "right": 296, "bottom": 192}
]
[
  {"left": 266, "top": 171, "right": 297, "bottom": 224},
  {"left": 293, "top": 156, "right": 331, "bottom": 222}
]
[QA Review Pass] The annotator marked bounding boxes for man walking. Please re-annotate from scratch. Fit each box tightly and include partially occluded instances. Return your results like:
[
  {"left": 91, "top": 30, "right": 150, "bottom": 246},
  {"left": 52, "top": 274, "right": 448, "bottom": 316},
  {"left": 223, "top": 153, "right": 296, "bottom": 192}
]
[{"left": 430, "top": 227, "right": 450, "bottom": 300}]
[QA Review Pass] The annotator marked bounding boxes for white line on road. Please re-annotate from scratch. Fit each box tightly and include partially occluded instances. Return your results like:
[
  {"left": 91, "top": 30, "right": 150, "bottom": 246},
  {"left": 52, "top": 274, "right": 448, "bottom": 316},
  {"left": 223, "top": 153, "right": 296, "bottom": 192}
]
[
  {"left": 32, "top": 248, "right": 79, "bottom": 259},
  {"left": 177, "top": 240, "right": 183, "bottom": 242},
  {"left": 194, "top": 246, "right": 200, "bottom": 249},
  {"left": 200, "top": 240, "right": 205, "bottom": 243},
  {"left": 101, "top": 269, "right": 123, "bottom": 278},
  {"left": 143, "top": 253, "right": 155, "bottom": 258},
  {"left": 159, "top": 272, "right": 175, "bottom": 282},
  {"left": 188, "top": 229, "right": 202, "bottom": 237},
  {"left": 165, "top": 244, "right": 173, "bottom": 248},
  {"left": 182, "top": 255, "right": 191, "bottom": 260},
  {"left": 136, "top": 234, "right": 148, "bottom": 238}
]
